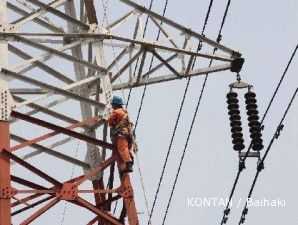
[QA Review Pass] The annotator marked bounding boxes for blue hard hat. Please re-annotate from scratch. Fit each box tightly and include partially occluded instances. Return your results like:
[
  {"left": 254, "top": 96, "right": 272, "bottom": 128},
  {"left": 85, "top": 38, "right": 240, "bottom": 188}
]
[{"left": 111, "top": 96, "right": 124, "bottom": 106}]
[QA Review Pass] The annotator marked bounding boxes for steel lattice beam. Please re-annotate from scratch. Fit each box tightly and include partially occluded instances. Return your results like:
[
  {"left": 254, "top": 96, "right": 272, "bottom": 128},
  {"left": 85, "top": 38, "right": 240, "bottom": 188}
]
[{"left": 0, "top": 0, "right": 243, "bottom": 224}]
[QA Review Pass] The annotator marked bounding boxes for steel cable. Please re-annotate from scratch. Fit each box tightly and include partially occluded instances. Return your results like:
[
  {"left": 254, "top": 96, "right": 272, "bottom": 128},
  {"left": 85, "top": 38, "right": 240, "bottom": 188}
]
[
  {"left": 220, "top": 43, "right": 298, "bottom": 224},
  {"left": 147, "top": 1, "right": 215, "bottom": 224},
  {"left": 238, "top": 87, "right": 298, "bottom": 225},
  {"left": 129, "top": 0, "right": 170, "bottom": 128},
  {"left": 162, "top": 0, "right": 234, "bottom": 223}
]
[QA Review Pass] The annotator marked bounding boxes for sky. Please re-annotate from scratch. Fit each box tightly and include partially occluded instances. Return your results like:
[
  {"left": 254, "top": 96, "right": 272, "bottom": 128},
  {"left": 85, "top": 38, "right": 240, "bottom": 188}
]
[{"left": 5, "top": 0, "right": 298, "bottom": 225}]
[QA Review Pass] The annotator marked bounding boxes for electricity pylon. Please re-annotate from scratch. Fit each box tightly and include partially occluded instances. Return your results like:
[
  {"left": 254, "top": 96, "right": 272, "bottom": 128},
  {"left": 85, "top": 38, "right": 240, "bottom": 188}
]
[{"left": 0, "top": 0, "right": 243, "bottom": 224}]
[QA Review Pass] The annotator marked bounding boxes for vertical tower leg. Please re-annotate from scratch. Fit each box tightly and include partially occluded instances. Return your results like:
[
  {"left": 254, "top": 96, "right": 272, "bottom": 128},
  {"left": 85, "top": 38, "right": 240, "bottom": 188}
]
[
  {"left": 0, "top": 0, "right": 10, "bottom": 223},
  {"left": 121, "top": 174, "right": 139, "bottom": 225},
  {"left": 0, "top": 122, "right": 11, "bottom": 225},
  {"left": 117, "top": 152, "right": 139, "bottom": 225}
]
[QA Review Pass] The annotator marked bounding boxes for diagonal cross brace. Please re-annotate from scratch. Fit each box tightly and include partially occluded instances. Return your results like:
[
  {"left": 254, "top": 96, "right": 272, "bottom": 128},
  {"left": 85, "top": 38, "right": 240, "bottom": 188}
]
[{"left": 10, "top": 111, "right": 116, "bottom": 151}]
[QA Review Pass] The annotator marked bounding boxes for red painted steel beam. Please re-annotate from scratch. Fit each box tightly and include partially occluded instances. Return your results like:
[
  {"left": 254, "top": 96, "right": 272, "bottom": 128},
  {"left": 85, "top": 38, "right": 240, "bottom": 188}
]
[
  {"left": 75, "top": 156, "right": 116, "bottom": 186},
  {"left": 0, "top": 121, "right": 11, "bottom": 225},
  {"left": 121, "top": 174, "right": 138, "bottom": 225},
  {"left": 12, "top": 196, "right": 30, "bottom": 207},
  {"left": 11, "top": 111, "right": 116, "bottom": 151},
  {"left": 10, "top": 115, "right": 101, "bottom": 151},
  {"left": 2, "top": 149, "right": 62, "bottom": 188},
  {"left": 116, "top": 151, "right": 138, "bottom": 225},
  {"left": 11, "top": 175, "right": 47, "bottom": 190},
  {"left": 11, "top": 193, "right": 44, "bottom": 208},
  {"left": 93, "top": 179, "right": 107, "bottom": 205},
  {"left": 88, "top": 195, "right": 122, "bottom": 224},
  {"left": 20, "top": 198, "right": 59, "bottom": 225},
  {"left": 76, "top": 197, "right": 123, "bottom": 225},
  {"left": 107, "top": 162, "right": 115, "bottom": 210},
  {"left": 93, "top": 179, "right": 107, "bottom": 225},
  {"left": 12, "top": 196, "right": 54, "bottom": 217}
]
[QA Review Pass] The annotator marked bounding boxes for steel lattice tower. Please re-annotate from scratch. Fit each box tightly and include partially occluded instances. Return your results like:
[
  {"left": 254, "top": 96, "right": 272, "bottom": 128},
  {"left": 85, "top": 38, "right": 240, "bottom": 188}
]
[{"left": 0, "top": 0, "right": 242, "bottom": 224}]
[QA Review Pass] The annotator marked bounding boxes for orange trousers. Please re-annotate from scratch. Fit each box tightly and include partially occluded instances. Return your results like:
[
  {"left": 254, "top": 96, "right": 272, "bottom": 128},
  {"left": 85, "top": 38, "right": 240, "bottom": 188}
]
[{"left": 116, "top": 138, "right": 132, "bottom": 169}]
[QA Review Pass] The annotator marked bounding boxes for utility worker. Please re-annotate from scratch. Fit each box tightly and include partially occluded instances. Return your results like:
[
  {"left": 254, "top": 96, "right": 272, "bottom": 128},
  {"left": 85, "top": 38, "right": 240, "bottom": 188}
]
[{"left": 108, "top": 96, "right": 134, "bottom": 173}]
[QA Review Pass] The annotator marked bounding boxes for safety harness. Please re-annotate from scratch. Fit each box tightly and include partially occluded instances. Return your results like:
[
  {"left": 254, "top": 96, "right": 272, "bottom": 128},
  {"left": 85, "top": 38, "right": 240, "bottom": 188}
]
[{"left": 110, "top": 109, "right": 134, "bottom": 144}]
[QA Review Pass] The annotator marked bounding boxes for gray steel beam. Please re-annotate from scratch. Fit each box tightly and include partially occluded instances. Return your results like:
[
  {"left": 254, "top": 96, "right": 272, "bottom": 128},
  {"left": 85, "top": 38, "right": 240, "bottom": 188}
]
[
  {"left": 8, "top": 44, "right": 74, "bottom": 84},
  {"left": 64, "top": 0, "right": 103, "bottom": 181},
  {"left": 1, "top": 68, "right": 105, "bottom": 110},
  {"left": 112, "top": 63, "right": 232, "bottom": 90},
  {"left": 12, "top": 95, "right": 79, "bottom": 125},
  {"left": 11, "top": 0, "right": 67, "bottom": 28},
  {"left": 8, "top": 33, "right": 233, "bottom": 62},
  {"left": 142, "top": 53, "right": 178, "bottom": 79},
  {"left": 10, "top": 88, "right": 47, "bottom": 95},
  {"left": 11, "top": 35, "right": 107, "bottom": 73},
  {"left": 11, "top": 134, "right": 90, "bottom": 169},
  {"left": 151, "top": 50, "right": 182, "bottom": 78},
  {"left": 7, "top": 2, "right": 64, "bottom": 33},
  {"left": 24, "top": 0, "right": 90, "bottom": 30},
  {"left": 111, "top": 48, "right": 143, "bottom": 82},
  {"left": 120, "top": 0, "right": 241, "bottom": 56},
  {"left": 107, "top": 9, "right": 136, "bottom": 30}
]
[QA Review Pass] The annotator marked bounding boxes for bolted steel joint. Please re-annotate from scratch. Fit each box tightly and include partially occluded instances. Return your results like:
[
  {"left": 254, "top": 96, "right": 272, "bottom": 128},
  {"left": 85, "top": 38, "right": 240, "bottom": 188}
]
[
  {"left": 118, "top": 185, "right": 134, "bottom": 198},
  {"left": 56, "top": 183, "right": 78, "bottom": 200},
  {"left": 0, "top": 186, "right": 17, "bottom": 199}
]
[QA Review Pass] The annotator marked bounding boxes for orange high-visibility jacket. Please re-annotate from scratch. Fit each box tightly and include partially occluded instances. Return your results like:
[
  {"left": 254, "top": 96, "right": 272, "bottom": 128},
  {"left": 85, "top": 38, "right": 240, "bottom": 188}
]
[
  {"left": 108, "top": 108, "right": 127, "bottom": 126},
  {"left": 108, "top": 108, "right": 133, "bottom": 139}
]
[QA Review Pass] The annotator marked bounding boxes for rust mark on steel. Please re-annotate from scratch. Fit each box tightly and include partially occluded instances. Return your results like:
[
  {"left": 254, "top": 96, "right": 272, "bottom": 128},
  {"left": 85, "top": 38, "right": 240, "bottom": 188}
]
[
  {"left": 10, "top": 111, "right": 116, "bottom": 151},
  {"left": 84, "top": 0, "right": 98, "bottom": 24}
]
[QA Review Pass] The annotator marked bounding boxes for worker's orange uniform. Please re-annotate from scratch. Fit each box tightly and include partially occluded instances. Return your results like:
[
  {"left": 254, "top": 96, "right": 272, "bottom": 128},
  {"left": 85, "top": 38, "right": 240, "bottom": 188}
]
[{"left": 108, "top": 108, "right": 133, "bottom": 169}]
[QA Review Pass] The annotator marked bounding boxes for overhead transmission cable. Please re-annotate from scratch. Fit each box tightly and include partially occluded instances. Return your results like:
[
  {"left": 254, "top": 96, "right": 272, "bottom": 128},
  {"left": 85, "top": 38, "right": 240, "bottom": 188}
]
[
  {"left": 128, "top": 1, "right": 171, "bottom": 223},
  {"left": 130, "top": 0, "right": 170, "bottom": 131},
  {"left": 220, "top": 43, "right": 298, "bottom": 225},
  {"left": 238, "top": 87, "right": 298, "bottom": 225},
  {"left": 126, "top": 0, "right": 156, "bottom": 105},
  {"left": 100, "top": 0, "right": 153, "bottom": 219},
  {"left": 147, "top": 0, "right": 214, "bottom": 224},
  {"left": 162, "top": 0, "right": 234, "bottom": 224}
]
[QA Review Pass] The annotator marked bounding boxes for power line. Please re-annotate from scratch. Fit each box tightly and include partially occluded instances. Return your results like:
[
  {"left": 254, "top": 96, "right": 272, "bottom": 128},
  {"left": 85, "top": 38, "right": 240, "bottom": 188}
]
[
  {"left": 126, "top": 0, "right": 155, "bottom": 105},
  {"left": 238, "top": 87, "right": 298, "bottom": 225},
  {"left": 162, "top": 0, "right": 234, "bottom": 224},
  {"left": 220, "top": 43, "right": 298, "bottom": 224},
  {"left": 147, "top": 1, "right": 214, "bottom": 224},
  {"left": 132, "top": 0, "right": 170, "bottom": 131}
]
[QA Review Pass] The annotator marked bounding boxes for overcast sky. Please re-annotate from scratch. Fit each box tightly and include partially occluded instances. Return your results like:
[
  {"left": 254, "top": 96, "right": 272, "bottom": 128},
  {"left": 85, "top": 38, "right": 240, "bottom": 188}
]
[{"left": 8, "top": 0, "right": 298, "bottom": 225}]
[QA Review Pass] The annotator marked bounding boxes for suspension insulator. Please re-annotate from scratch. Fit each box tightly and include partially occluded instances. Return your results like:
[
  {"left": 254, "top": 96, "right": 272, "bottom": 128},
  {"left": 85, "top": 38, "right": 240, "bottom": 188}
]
[
  {"left": 244, "top": 92, "right": 256, "bottom": 99},
  {"left": 230, "top": 115, "right": 241, "bottom": 121},
  {"left": 247, "top": 110, "right": 259, "bottom": 117},
  {"left": 227, "top": 97, "right": 239, "bottom": 105},
  {"left": 245, "top": 98, "right": 257, "bottom": 105},
  {"left": 246, "top": 103, "right": 257, "bottom": 110},
  {"left": 228, "top": 103, "right": 239, "bottom": 110},
  {"left": 245, "top": 91, "right": 264, "bottom": 151},
  {"left": 248, "top": 120, "right": 260, "bottom": 127},
  {"left": 247, "top": 114, "right": 259, "bottom": 122},
  {"left": 250, "top": 133, "right": 262, "bottom": 139},
  {"left": 228, "top": 109, "right": 241, "bottom": 116},
  {"left": 227, "top": 91, "right": 245, "bottom": 151},
  {"left": 232, "top": 132, "right": 243, "bottom": 139},
  {"left": 230, "top": 120, "right": 242, "bottom": 127}
]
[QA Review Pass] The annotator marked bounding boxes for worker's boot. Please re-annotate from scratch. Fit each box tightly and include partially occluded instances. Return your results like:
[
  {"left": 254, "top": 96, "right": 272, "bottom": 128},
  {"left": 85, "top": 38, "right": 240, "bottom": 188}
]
[{"left": 120, "top": 162, "right": 133, "bottom": 174}]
